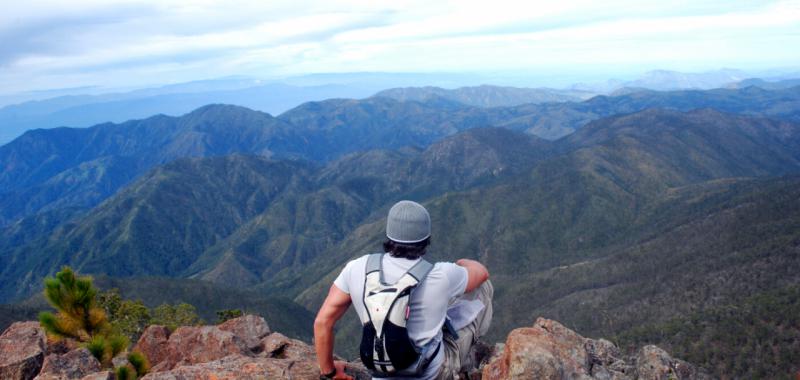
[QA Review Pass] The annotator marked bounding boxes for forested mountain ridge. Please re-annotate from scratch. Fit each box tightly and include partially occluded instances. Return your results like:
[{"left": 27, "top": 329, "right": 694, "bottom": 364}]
[
  {"left": 0, "top": 105, "right": 305, "bottom": 225},
  {"left": 290, "top": 109, "right": 800, "bottom": 306},
  {"left": 2, "top": 86, "right": 800, "bottom": 227},
  {"left": 0, "top": 126, "right": 551, "bottom": 300},
  {"left": 2, "top": 105, "right": 799, "bottom": 302}
]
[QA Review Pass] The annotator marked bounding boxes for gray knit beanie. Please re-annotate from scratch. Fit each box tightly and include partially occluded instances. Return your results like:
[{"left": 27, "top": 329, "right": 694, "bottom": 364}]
[{"left": 386, "top": 200, "right": 431, "bottom": 243}]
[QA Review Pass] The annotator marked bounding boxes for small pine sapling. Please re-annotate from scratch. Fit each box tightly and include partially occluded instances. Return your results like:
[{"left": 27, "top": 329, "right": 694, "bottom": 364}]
[{"left": 38, "top": 267, "right": 128, "bottom": 366}]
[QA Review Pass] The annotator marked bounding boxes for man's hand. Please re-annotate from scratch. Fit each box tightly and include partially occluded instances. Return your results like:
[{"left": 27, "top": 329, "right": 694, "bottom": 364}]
[
  {"left": 331, "top": 360, "right": 353, "bottom": 380},
  {"left": 456, "top": 258, "right": 489, "bottom": 292}
]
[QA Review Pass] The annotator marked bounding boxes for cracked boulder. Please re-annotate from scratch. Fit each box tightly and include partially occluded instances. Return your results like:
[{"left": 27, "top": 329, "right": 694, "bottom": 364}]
[{"left": 0, "top": 321, "right": 47, "bottom": 380}]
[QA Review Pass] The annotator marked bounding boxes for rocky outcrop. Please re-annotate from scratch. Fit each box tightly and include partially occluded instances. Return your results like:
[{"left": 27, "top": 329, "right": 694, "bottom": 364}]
[
  {"left": 34, "top": 348, "right": 101, "bottom": 380},
  {"left": 142, "top": 354, "right": 371, "bottom": 380},
  {"left": 218, "top": 314, "right": 271, "bottom": 351},
  {"left": 137, "top": 315, "right": 369, "bottom": 380},
  {"left": 0, "top": 321, "right": 47, "bottom": 380},
  {"left": 77, "top": 372, "right": 113, "bottom": 380},
  {"left": 133, "top": 325, "right": 171, "bottom": 368},
  {"left": 141, "top": 354, "right": 316, "bottom": 380},
  {"left": 148, "top": 325, "right": 249, "bottom": 371},
  {"left": 258, "top": 332, "right": 292, "bottom": 356},
  {"left": 1, "top": 315, "right": 703, "bottom": 380},
  {"left": 636, "top": 345, "right": 706, "bottom": 380},
  {"left": 261, "top": 334, "right": 317, "bottom": 361},
  {"left": 482, "top": 318, "right": 709, "bottom": 380}
]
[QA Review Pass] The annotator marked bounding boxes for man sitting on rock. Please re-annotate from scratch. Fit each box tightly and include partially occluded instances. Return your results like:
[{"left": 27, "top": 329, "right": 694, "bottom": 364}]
[{"left": 314, "top": 200, "right": 493, "bottom": 380}]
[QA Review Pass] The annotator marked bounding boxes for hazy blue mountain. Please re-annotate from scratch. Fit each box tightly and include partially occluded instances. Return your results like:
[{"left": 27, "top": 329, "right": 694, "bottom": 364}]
[
  {"left": 0, "top": 105, "right": 312, "bottom": 224},
  {"left": 276, "top": 96, "right": 495, "bottom": 160},
  {"left": 0, "top": 81, "right": 380, "bottom": 145},
  {"left": 569, "top": 69, "right": 750, "bottom": 93},
  {"left": 487, "top": 85, "right": 800, "bottom": 138},
  {"left": 728, "top": 77, "right": 800, "bottom": 90},
  {"left": 3, "top": 69, "right": 788, "bottom": 145},
  {"left": 373, "top": 85, "right": 595, "bottom": 107},
  {"left": 0, "top": 77, "right": 273, "bottom": 108},
  {"left": 283, "top": 71, "right": 489, "bottom": 88},
  {"left": 624, "top": 69, "right": 749, "bottom": 90},
  {"left": 0, "top": 98, "right": 488, "bottom": 224}
]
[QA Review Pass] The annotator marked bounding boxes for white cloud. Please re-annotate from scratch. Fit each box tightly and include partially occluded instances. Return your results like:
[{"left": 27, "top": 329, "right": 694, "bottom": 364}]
[{"left": 0, "top": 0, "right": 798, "bottom": 93}]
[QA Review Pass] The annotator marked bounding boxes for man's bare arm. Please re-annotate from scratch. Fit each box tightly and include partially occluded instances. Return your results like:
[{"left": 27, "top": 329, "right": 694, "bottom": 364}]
[
  {"left": 456, "top": 258, "right": 489, "bottom": 293},
  {"left": 314, "top": 284, "right": 353, "bottom": 379}
]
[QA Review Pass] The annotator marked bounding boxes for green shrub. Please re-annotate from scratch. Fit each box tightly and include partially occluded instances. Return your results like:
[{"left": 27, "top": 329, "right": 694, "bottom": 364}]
[
  {"left": 151, "top": 303, "right": 203, "bottom": 331},
  {"left": 115, "top": 365, "right": 134, "bottom": 380},
  {"left": 128, "top": 351, "right": 150, "bottom": 377},
  {"left": 98, "top": 289, "right": 151, "bottom": 342},
  {"left": 216, "top": 309, "right": 243, "bottom": 324}
]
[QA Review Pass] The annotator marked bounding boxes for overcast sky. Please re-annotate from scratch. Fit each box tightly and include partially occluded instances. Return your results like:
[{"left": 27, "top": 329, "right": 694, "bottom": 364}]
[{"left": 1, "top": 0, "right": 799, "bottom": 93}]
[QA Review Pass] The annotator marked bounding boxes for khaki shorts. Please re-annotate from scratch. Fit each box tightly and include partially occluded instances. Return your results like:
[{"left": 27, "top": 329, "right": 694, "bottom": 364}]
[{"left": 436, "top": 280, "right": 494, "bottom": 380}]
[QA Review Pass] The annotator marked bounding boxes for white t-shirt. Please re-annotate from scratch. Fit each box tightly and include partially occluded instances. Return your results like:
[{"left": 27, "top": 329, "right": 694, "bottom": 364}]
[{"left": 334, "top": 253, "right": 469, "bottom": 380}]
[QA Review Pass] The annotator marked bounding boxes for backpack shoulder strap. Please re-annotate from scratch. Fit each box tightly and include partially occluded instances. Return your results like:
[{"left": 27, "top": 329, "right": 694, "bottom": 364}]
[
  {"left": 365, "top": 253, "right": 383, "bottom": 275},
  {"left": 405, "top": 259, "right": 434, "bottom": 284}
]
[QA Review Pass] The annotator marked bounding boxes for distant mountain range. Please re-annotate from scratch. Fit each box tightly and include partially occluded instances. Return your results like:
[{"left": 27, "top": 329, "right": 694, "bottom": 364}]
[
  {"left": 571, "top": 69, "right": 749, "bottom": 93},
  {"left": 626, "top": 69, "right": 749, "bottom": 90},
  {"left": 3, "top": 69, "right": 798, "bottom": 145},
  {"left": 373, "top": 85, "right": 596, "bottom": 107},
  {"left": 2, "top": 83, "right": 800, "bottom": 377},
  {"left": 727, "top": 77, "right": 800, "bottom": 90},
  {"left": 0, "top": 80, "right": 382, "bottom": 145}
]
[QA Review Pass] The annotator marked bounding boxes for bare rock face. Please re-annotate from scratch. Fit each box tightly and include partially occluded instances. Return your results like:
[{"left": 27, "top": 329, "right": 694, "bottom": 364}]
[
  {"left": 483, "top": 318, "right": 593, "bottom": 380},
  {"left": 1, "top": 315, "right": 706, "bottom": 380},
  {"left": 110, "top": 353, "right": 129, "bottom": 369},
  {"left": 34, "top": 348, "right": 101, "bottom": 380},
  {"left": 218, "top": 315, "right": 271, "bottom": 351},
  {"left": 276, "top": 338, "right": 317, "bottom": 361},
  {"left": 45, "top": 339, "right": 78, "bottom": 356},
  {"left": 78, "top": 371, "right": 113, "bottom": 380},
  {"left": 483, "top": 318, "right": 707, "bottom": 380},
  {"left": 258, "top": 332, "right": 291, "bottom": 357},
  {"left": 156, "top": 325, "right": 249, "bottom": 370},
  {"left": 636, "top": 345, "right": 706, "bottom": 380},
  {"left": 141, "top": 354, "right": 371, "bottom": 380},
  {"left": 140, "top": 354, "right": 307, "bottom": 380},
  {"left": 137, "top": 315, "right": 273, "bottom": 371},
  {"left": 133, "top": 325, "right": 171, "bottom": 368},
  {"left": 135, "top": 313, "right": 371, "bottom": 380},
  {"left": 0, "top": 321, "right": 47, "bottom": 380},
  {"left": 256, "top": 331, "right": 317, "bottom": 361}
]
